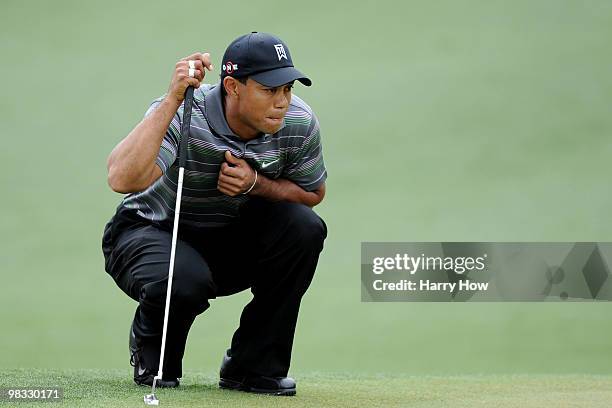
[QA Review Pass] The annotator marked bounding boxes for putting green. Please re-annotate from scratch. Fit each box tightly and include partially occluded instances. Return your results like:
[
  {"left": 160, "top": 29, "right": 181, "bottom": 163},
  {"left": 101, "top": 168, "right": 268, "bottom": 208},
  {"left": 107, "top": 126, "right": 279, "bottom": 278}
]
[
  {"left": 2, "top": 0, "right": 612, "bottom": 394},
  {"left": 2, "top": 369, "right": 612, "bottom": 407}
]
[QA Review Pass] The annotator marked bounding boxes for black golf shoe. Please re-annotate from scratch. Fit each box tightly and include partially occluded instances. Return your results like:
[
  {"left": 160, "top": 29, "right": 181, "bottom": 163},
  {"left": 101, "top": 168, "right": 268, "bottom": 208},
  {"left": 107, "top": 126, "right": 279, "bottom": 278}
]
[
  {"left": 219, "top": 349, "right": 296, "bottom": 396},
  {"left": 129, "top": 323, "right": 179, "bottom": 388}
]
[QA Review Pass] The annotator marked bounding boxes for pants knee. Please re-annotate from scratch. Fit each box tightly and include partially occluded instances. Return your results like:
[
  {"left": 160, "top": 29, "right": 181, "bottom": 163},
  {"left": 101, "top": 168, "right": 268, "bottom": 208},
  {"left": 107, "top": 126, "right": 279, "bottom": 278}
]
[
  {"left": 175, "top": 258, "right": 217, "bottom": 309},
  {"left": 140, "top": 261, "right": 216, "bottom": 314},
  {"left": 172, "top": 276, "right": 215, "bottom": 313},
  {"left": 286, "top": 205, "right": 327, "bottom": 249}
]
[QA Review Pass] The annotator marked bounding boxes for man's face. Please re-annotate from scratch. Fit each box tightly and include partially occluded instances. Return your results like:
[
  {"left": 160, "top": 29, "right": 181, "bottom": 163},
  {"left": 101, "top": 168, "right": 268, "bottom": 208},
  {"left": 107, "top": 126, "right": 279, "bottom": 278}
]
[{"left": 235, "top": 78, "right": 294, "bottom": 134}]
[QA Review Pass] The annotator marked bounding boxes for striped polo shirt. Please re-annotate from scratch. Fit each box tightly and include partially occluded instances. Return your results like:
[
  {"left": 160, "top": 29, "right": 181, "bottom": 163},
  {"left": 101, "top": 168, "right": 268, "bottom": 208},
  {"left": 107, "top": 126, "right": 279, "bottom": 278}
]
[{"left": 118, "top": 83, "right": 327, "bottom": 229}]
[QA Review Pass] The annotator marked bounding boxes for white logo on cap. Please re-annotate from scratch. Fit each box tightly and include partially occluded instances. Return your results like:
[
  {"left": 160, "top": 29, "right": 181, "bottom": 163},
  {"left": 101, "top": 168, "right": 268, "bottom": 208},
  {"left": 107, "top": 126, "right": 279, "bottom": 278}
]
[
  {"left": 222, "top": 62, "right": 238, "bottom": 74},
  {"left": 274, "top": 44, "right": 287, "bottom": 61}
]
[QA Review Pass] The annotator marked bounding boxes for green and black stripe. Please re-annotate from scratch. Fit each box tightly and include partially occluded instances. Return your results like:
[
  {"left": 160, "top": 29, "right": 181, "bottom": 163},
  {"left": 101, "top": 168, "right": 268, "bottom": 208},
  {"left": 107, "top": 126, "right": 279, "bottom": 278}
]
[{"left": 119, "top": 83, "right": 326, "bottom": 228}]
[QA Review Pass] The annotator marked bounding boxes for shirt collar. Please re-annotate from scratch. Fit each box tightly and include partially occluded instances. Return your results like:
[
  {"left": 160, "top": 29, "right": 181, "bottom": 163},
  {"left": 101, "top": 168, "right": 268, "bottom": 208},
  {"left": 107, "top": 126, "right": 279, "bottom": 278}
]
[{"left": 203, "top": 83, "right": 287, "bottom": 140}]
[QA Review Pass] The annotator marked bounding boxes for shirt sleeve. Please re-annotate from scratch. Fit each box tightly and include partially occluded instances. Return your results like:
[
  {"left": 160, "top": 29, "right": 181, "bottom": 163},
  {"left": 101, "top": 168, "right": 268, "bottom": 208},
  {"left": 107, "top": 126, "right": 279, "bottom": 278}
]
[
  {"left": 282, "top": 112, "right": 327, "bottom": 191},
  {"left": 144, "top": 98, "right": 181, "bottom": 174}
]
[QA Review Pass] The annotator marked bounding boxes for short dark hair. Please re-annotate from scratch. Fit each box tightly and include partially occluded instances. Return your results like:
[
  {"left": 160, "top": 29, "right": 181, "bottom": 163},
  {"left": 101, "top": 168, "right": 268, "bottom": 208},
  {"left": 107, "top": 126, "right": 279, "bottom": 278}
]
[{"left": 221, "top": 76, "right": 248, "bottom": 97}]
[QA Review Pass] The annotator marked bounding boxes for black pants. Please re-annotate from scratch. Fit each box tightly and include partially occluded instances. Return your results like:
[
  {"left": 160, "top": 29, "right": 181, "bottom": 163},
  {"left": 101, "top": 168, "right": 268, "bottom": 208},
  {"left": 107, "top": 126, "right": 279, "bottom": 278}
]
[{"left": 102, "top": 197, "right": 327, "bottom": 378}]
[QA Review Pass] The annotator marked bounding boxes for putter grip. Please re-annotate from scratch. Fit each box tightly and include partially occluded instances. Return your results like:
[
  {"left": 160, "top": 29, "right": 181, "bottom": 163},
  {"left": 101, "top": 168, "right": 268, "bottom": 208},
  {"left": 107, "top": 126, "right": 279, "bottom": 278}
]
[{"left": 178, "top": 86, "right": 195, "bottom": 169}]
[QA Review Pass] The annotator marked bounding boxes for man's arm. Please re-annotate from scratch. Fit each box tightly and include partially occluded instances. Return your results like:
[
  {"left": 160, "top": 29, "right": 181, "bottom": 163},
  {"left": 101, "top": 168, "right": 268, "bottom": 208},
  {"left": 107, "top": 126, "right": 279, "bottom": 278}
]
[
  {"left": 106, "top": 52, "right": 213, "bottom": 193},
  {"left": 218, "top": 151, "right": 326, "bottom": 207},
  {"left": 252, "top": 174, "right": 326, "bottom": 207},
  {"left": 107, "top": 97, "right": 179, "bottom": 193}
]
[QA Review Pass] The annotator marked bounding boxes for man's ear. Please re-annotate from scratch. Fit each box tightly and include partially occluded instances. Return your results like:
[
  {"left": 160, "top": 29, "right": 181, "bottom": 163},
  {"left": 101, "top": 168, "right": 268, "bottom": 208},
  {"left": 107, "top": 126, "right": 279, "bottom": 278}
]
[{"left": 223, "top": 77, "right": 240, "bottom": 98}]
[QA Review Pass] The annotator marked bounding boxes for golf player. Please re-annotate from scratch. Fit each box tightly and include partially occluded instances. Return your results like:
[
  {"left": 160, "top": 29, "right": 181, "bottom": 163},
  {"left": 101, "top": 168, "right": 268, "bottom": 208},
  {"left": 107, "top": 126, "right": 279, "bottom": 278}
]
[{"left": 102, "top": 32, "right": 327, "bottom": 396}]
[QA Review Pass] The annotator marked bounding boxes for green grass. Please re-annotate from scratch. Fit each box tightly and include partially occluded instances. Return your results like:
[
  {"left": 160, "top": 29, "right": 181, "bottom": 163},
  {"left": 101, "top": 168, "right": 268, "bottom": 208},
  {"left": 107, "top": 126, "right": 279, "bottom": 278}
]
[
  {"left": 2, "top": 369, "right": 612, "bottom": 408},
  {"left": 1, "top": 0, "right": 612, "bottom": 396}
]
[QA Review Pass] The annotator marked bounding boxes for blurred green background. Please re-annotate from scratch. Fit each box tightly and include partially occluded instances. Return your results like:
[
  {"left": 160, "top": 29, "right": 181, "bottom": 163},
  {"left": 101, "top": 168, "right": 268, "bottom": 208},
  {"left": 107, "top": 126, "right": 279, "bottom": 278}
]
[{"left": 1, "top": 0, "right": 612, "bottom": 376}]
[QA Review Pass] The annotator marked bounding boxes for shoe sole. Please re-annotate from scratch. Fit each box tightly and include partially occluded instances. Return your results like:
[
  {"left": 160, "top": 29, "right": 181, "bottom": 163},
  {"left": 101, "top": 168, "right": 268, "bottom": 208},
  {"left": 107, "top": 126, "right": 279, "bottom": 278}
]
[
  {"left": 219, "top": 378, "right": 296, "bottom": 396},
  {"left": 219, "top": 378, "right": 242, "bottom": 390},
  {"left": 134, "top": 378, "right": 180, "bottom": 388}
]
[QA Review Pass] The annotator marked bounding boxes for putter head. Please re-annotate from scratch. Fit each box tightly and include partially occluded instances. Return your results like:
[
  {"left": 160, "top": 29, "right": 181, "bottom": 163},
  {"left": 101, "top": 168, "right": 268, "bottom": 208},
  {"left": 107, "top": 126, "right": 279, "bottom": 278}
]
[
  {"left": 144, "top": 375, "right": 161, "bottom": 405},
  {"left": 143, "top": 393, "right": 159, "bottom": 406}
]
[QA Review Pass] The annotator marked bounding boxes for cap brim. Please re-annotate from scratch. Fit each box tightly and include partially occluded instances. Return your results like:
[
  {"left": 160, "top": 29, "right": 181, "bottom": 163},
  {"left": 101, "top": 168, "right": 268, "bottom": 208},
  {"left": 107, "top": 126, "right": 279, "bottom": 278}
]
[{"left": 250, "top": 66, "right": 312, "bottom": 87}]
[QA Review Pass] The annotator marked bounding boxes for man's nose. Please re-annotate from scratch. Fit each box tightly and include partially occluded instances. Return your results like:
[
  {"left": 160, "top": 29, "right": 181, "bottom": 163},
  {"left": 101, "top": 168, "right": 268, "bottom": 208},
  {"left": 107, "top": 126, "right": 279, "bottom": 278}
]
[{"left": 273, "top": 91, "right": 289, "bottom": 109}]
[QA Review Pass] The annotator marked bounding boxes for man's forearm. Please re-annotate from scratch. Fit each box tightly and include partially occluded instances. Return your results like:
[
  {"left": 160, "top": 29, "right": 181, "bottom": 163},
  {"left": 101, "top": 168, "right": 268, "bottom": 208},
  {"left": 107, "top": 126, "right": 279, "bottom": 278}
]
[{"left": 250, "top": 174, "right": 325, "bottom": 207}]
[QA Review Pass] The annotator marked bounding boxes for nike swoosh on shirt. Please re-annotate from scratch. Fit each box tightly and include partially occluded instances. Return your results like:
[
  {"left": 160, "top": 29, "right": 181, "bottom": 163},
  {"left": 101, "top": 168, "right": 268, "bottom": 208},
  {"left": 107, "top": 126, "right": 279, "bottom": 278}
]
[{"left": 260, "top": 159, "right": 279, "bottom": 169}]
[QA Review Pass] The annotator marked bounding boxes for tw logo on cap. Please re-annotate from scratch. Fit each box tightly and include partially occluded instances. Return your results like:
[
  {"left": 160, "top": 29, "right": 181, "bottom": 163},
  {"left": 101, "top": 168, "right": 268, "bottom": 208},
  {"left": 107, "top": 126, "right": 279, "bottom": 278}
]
[
  {"left": 223, "top": 61, "right": 238, "bottom": 74},
  {"left": 274, "top": 44, "right": 287, "bottom": 61}
]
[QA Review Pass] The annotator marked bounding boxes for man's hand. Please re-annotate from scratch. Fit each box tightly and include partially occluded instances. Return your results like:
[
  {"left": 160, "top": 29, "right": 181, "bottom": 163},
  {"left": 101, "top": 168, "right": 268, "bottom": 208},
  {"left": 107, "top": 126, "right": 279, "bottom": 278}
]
[
  {"left": 217, "top": 151, "right": 257, "bottom": 196},
  {"left": 167, "top": 52, "right": 214, "bottom": 104}
]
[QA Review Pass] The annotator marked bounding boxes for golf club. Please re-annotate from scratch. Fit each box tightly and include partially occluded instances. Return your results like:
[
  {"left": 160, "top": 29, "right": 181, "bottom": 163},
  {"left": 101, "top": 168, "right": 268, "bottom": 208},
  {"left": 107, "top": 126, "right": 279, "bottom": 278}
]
[{"left": 144, "top": 85, "right": 195, "bottom": 406}]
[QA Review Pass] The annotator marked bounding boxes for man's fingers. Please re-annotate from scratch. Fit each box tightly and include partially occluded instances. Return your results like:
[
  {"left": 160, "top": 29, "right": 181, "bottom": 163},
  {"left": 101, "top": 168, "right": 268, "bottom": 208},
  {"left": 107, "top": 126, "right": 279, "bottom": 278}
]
[
  {"left": 186, "top": 77, "right": 201, "bottom": 88},
  {"left": 188, "top": 60, "right": 205, "bottom": 81},
  {"left": 219, "top": 154, "right": 254, "bottom": 196},
  {"left": 218, "top": 173, "right": 241, "bottom": 188},
  {"left": 181, "top": 52, "right": 214, "bottom": 71},
  {"left": 218, "top": 184, "right": 239, "bottom": 195},
  {"left": 201, "top": 52, "right": 214, "bottom": 71},
  {"left": 217, "top": 178, "right": 241, "bottom": 196},
  {"left": 189, "top": 60, "right": 208, "bottom": 78},
  {"left": 183, "top": 68, "right": 203, "bottom": 82},
  {"left": 220, "top": 162, "right": 242, "bottom": 178},
  {"left": 217, "top": 183, "right": 234, "bottom": 196},
  {"left": 169, "top": 55, "right": 210, "bottom": 102},
  {"left": 173, "top": 65, "right": 203, "bottom": 92},
  {"left": 192, "top": 59, "right": 204, "bottom": 72},
  {"left": 176, "top": 61, "right": 204, "bottom": 81},
  {"left": 224, "top": 151, "right": 243, "bottom": 166}
]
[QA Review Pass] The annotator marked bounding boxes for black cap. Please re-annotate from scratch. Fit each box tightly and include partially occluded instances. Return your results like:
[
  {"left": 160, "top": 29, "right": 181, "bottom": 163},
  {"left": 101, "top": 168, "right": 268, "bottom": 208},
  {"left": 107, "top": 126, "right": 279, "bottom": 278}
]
[{"left": 221, "top": 32, "right": 311, "bottom": 87}]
